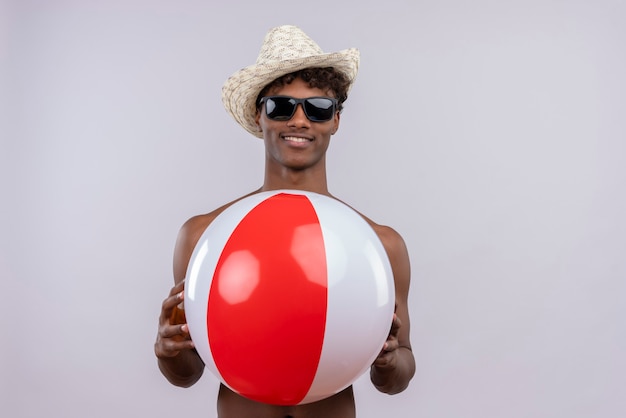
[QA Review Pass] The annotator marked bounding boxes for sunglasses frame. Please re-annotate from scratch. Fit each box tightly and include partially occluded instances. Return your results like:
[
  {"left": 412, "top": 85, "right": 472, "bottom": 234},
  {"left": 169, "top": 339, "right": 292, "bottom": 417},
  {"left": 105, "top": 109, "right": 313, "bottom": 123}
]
[{"left": 258, "top": 95, "right": 339, "bottom": 123}]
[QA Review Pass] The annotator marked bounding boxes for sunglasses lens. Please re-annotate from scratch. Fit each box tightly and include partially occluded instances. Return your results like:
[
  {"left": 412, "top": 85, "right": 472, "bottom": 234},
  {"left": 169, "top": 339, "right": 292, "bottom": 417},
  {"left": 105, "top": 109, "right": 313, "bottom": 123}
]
[
  {"left": 265, "top": 97, "right": 296, "bottom": 121},
  {"left": 304, "top": 98, "right": 335, "bottom": 121},
  {"left": 263, "top": 96, "right": 336, "bottom": 122}
]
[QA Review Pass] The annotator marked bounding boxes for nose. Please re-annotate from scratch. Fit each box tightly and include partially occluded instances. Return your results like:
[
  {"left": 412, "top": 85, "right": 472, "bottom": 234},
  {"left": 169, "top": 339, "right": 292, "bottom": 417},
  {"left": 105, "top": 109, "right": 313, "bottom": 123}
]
[{"left": 287, "top": 103, "right": 310, "bottom": 128}]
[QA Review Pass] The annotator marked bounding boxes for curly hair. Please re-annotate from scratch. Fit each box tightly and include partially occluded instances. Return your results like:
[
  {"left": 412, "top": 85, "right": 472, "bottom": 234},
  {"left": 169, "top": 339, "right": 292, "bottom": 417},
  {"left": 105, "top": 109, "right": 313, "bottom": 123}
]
[{"left": 256, "top": 67, "right": 351, "bottom": 112}]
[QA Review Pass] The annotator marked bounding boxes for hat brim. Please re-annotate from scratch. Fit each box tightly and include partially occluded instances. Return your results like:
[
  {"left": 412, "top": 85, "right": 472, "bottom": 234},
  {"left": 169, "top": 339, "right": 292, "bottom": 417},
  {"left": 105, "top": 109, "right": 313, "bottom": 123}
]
[{"left": 222, "top": 48, "right": 360, "bottom": 138}]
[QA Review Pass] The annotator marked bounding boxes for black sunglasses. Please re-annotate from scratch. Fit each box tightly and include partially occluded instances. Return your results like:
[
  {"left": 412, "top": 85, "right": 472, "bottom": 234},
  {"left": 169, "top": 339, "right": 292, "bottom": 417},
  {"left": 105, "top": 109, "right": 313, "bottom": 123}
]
[{"left": 258, "top": 96, "right": 338, "bottom": 122}]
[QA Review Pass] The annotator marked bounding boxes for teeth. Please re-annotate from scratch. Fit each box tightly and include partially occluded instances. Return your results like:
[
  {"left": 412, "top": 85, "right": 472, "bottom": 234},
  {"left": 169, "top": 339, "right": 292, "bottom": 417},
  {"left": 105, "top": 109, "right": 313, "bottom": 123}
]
[{"left": 284, "top": 136, "right": 309, "bottom": 143}]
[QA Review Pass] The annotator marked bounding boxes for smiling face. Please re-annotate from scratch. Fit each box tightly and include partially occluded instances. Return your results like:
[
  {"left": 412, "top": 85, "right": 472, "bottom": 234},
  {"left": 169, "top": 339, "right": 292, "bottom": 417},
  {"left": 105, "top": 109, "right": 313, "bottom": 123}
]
[{"left": 255, "top": 77, "right": 340, "bottom": 174}]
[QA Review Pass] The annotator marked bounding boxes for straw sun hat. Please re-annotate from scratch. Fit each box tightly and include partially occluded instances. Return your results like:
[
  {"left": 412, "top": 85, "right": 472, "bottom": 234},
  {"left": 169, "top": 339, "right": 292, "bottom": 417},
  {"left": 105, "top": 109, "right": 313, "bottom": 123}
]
[{"left": 222, "top": 25, "right": 360, "bottom": 138}]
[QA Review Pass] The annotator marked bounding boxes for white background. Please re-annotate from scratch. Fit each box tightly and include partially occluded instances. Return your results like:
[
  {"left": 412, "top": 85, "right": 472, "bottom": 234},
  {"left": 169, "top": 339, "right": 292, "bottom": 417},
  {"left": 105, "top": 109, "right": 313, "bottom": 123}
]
[{"left": 1, "top": 0, "right": 625, "bottom": 417}]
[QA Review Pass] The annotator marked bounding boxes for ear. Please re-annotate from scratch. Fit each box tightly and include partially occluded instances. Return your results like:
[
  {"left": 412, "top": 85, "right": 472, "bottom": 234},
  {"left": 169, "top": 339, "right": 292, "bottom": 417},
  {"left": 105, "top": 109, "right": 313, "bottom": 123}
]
[{"left": 331, "top": 111, "right": 340, "bottom": 135}]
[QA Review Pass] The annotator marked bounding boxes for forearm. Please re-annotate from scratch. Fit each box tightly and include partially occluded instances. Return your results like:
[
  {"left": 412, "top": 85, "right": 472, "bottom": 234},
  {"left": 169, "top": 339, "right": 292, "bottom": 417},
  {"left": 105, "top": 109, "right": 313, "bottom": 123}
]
[
  {"left": 370, "top": 346, "right": 416, "bottom": 394},
  {"left": 158, "top": 349, "right": 205, "bottom": 388}
]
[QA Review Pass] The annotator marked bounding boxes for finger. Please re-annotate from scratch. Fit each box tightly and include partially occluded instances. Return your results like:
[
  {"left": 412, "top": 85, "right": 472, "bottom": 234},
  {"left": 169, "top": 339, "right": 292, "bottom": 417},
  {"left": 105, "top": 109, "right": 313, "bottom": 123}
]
[
  {"left": 169, "top": 279, "right": 186, "bottom": 296},
  {"left": 390, "top": 313, "right": 402, "bottom": 334},
  {"left": 155, "top": 337, "right": 195, "bottom": 358},
  {"left": 160, "top": 323, "right": 191, "bottom": 339},
  {"left": 386, "top": 313, "right": 401, "bottom": 340},
  {"left": 170, "top": 304, "right": 187, "bottom": 326},
  {"left": 373, "top": 346, "right": 397, "bottom": 368},
  {"left": 384, "top": 338, "right": 399, "bottom": 352},
  {"left": 159, "top": 291, "right": 184, "bottom": 322},
  {"left": 377, "top": 335, "right": 399, "bottom": 359},
  {"left": 374, "top": 354, "right": 395, "bottom": 368}
]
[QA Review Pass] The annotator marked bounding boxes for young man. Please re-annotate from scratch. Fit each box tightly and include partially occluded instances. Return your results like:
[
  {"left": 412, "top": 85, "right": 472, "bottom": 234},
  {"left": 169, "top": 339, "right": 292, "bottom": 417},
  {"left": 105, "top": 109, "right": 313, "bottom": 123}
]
[{"left": 154, "top": 25, "right": 415, "bottom": 417}]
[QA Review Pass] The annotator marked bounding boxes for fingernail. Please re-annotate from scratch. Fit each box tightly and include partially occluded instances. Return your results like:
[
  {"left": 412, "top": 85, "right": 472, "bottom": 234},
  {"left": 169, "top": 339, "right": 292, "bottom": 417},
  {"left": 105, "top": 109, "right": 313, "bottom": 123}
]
[{"left": 177, "top": 291, "right": 184, "bottom": 299}]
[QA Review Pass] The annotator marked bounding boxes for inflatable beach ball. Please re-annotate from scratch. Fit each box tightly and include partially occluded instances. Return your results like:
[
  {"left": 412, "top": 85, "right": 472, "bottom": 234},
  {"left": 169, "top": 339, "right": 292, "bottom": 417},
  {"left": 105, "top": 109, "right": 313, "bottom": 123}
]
[{"left": 184, "top": 190, "right": 395, "bottom": 405}]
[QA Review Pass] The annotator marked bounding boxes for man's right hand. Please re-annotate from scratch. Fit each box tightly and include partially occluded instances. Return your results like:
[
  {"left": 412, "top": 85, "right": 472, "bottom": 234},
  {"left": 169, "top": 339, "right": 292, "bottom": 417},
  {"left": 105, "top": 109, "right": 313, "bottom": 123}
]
[{"left": 154, "top": 280, "right": 195, "bottom": 358}]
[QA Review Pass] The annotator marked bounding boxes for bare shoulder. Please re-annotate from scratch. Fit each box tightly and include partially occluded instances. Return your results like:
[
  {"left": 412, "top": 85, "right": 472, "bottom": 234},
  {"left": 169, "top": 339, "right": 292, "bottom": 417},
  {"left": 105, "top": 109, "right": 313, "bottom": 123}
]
[
  {"left": 369, "top": 221, "right": 407, "bottom": 256},
  {"left": 172, "top": 193, "right": 257, "bottom": 282},
  {"left": 354, "top": 211, "right": 409, "bottom": 264},
  {"left": 370, "top": 222, "right": 410, "bottom": 277},
  {"left": 177, "top": 205, "right": 226, "bottom": 245}
]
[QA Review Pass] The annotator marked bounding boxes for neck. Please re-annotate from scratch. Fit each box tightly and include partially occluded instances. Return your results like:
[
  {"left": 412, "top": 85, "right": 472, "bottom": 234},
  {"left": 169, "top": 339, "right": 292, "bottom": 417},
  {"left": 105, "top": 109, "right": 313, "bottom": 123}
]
[{"left": 261, "top": 164, "right": 330, "bottom": 196}]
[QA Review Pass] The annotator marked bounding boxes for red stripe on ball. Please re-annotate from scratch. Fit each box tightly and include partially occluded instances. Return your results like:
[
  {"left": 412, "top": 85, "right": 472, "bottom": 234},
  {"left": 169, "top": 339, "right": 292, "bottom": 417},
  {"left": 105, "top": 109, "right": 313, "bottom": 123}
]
[{"left": 207, "top": 193, "right": 328, "bottom": 405}]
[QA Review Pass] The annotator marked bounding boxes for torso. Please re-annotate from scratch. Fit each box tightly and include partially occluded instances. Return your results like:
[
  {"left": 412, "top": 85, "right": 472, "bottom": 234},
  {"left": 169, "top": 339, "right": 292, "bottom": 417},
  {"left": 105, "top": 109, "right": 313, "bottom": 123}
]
[{"left": 216, "top": 384, "right": 356, "bottom": 418}]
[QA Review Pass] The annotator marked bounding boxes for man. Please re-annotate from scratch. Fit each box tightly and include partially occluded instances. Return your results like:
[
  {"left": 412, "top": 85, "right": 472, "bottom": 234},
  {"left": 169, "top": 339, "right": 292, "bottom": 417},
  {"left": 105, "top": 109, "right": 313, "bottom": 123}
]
[{"left": 154, "top": 25, "right": 415, "bottom": 417}]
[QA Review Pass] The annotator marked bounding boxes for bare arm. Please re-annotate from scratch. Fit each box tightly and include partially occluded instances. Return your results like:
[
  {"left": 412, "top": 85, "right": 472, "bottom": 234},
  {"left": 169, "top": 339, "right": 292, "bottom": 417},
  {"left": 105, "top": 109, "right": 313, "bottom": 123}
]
[
  {"left": 370, "top": 226, "right": 416, "bottom": 394},
  {"left": 154, "top": 216, "right": 210, "bottom": 387}
]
